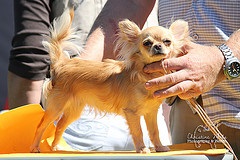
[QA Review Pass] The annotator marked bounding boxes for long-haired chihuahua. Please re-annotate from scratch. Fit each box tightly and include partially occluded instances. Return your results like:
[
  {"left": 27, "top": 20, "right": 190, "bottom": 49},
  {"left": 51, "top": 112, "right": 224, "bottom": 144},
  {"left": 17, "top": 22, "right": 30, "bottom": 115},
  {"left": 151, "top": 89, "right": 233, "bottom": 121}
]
[{"left": 30, "top": 8, "right": 190, "bottom": 153}]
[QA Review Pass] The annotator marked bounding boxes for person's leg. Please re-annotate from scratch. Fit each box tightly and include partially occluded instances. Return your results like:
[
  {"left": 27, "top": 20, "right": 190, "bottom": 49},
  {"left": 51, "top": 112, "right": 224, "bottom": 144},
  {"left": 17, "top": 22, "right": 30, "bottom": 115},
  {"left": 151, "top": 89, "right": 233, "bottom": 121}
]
[
  {"left": 8, "top": 71, "right": 43, "bottom": 109},
  {"left": 219, "top": 124, "right": 240, "bottom": 158},
  {"left": 170, "top": 98, "right": 240, "bottom": 158},
  {"left": 170, "top": 98, "right": 203, "bottom": 144}
]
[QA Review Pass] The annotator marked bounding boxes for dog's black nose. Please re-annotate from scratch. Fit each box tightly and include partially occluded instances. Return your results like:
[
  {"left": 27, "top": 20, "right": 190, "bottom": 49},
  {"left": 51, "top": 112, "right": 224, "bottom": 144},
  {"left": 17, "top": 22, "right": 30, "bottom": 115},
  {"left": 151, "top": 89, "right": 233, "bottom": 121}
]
[{"left": 153, "top": 44, "right": 163, "bottom": 55}]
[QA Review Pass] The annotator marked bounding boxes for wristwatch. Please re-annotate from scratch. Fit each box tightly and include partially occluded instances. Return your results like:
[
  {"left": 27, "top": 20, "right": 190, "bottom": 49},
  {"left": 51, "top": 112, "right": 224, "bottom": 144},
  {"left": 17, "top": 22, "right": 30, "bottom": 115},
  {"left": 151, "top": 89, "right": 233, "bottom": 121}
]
[{"left": 218, "top": 44, "right": 240, "bottom": 80}]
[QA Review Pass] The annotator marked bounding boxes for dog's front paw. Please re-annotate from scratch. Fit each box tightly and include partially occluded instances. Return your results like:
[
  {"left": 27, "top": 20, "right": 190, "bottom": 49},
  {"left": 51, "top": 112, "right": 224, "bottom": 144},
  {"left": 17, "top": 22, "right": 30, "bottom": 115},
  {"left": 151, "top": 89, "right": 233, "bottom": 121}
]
[
  {"left": 30, "top": 146, "right": 40, "bottom": 153},
  {"left": 155, "top": 145, "right": 170, "bottom": 152},
  {"left": 136, "top": 147, "right": 151, "bottom": 154},
  {"left": 51, "top": 144, "right": 65, "bottom": 151}
]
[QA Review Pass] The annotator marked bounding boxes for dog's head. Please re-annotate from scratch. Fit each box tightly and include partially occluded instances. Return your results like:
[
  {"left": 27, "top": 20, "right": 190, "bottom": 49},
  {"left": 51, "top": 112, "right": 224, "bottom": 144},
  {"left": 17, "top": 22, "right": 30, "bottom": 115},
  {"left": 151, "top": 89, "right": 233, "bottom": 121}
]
[{"left": 115, "top": 19, "right": 190, "bottom": 68}]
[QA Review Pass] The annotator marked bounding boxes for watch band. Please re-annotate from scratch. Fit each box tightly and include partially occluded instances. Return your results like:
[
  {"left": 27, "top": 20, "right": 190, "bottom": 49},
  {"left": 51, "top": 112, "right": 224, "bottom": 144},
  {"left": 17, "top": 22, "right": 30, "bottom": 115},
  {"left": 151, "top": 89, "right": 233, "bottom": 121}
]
[
  {"left": 218, "top": 43, "right": 240, "bottom": 80},
  {"left": 218, "top": 44, "right": 234, "bottom": 60}
]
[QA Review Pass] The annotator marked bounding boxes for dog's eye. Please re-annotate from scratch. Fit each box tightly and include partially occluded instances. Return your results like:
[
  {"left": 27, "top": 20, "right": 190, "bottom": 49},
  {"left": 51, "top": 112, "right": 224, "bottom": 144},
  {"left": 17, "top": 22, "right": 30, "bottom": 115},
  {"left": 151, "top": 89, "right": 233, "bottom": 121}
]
[
  {"left": 163, "top": 39, "right": 171, "bottom": 46},
  {"left": 143, "top": 40, "right": 153, "bottom": 47}
]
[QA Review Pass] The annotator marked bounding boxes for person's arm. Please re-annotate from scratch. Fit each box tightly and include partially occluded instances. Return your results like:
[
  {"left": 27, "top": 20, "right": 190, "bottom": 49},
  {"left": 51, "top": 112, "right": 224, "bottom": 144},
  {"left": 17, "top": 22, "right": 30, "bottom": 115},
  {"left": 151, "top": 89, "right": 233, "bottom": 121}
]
[
  {"left": 226, "top": 29, "right": 240, "bottom": 60},
  {"left": 83, "top": 0, "right": 156, "bottom": 61},
  {"left": 144, "top": 29, "right": 240, "bottom": 100},
  {"left": 8, "top": 0, "right": 51, "bottom": 109}
]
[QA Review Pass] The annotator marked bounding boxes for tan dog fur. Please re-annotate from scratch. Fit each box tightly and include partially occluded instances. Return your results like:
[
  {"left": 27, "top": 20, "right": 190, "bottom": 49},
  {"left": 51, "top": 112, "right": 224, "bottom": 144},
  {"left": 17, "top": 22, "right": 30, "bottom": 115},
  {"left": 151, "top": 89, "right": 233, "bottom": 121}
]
[{"left": 30, "top": 8, "right": 190, "bottom": 153}]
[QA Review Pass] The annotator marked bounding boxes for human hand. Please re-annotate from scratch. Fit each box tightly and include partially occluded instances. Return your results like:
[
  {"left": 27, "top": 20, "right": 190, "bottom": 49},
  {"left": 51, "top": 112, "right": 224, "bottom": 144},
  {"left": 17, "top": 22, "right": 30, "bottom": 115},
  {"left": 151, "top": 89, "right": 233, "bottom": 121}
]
[{"left": 144, "top": 42, "right": 226, "bottom": 100}]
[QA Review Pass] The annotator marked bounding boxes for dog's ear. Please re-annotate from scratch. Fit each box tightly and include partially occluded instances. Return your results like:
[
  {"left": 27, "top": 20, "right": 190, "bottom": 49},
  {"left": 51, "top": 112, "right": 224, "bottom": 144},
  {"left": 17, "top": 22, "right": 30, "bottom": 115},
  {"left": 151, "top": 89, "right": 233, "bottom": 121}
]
[
  {"left": 169, "top": 20, "right": 189, "bottom": 41},
  {"left": 118, "top": 19, "right": 141, "bottom": 43},
  {"left": 115, "top": 19, "right": 141, "bottom": 67}
]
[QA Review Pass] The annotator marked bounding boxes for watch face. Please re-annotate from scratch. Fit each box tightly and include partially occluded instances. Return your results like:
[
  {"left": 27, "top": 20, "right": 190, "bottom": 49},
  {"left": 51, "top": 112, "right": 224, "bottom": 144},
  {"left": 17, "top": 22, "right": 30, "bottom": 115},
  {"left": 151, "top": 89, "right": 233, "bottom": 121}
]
[{"left": 227, "top": 62, "right": 240, "bottom": 78}]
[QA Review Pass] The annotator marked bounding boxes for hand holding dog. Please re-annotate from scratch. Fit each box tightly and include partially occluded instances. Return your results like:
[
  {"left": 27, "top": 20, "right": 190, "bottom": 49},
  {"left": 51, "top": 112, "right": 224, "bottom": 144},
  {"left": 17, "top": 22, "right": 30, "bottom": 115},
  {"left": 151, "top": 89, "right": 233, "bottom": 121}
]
[{"left": 144, "top": 41, "right": 226, "bottom": 100}]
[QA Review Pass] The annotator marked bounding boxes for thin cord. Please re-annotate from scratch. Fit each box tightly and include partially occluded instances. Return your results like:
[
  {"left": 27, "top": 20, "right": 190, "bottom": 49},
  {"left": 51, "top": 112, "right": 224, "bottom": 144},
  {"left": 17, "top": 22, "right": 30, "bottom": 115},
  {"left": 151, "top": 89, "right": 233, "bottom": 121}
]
[{"left": 186, "top": 99, "right": 237, "bottom": 160}]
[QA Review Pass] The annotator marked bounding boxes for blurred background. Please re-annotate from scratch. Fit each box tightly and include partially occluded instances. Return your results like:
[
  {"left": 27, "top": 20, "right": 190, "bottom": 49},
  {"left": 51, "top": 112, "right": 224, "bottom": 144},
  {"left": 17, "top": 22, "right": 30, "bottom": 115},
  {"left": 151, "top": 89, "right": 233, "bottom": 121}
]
[{"left": 0, "top": 0, "right": 14, "bottom": 110}]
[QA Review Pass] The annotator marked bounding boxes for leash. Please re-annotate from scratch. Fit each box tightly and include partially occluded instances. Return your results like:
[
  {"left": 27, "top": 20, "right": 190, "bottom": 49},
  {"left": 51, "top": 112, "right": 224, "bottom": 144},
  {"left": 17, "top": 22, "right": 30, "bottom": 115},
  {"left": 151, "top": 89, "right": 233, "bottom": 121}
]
[{"left": 186, "top": 98, "right": 237, "bottom": 160}]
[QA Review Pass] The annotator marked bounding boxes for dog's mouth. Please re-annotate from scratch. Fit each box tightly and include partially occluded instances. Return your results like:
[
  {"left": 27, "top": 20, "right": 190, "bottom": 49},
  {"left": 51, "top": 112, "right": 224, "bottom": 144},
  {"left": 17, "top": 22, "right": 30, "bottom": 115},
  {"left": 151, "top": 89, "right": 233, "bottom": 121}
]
[
  {"left": 151, "top": 52, "right": 167, "bottom": 57},
  {"left": 149, "top": 50, "right": 169, "bottom": 62},
  {"left": 148, "top": 55, "right": 167, "bottom": 67}
]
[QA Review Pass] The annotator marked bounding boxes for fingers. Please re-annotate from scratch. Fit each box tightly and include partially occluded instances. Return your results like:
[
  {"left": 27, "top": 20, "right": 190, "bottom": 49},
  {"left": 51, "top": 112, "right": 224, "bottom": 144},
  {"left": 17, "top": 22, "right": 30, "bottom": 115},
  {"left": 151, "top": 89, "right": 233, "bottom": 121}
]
[
  {"left": 145, "top": 70, "right": 189, "bottom": 89},
  {"left": 152, "top": 80, "right": 198, "bottom": 99},
  {"left": 178, "top": 89, "right": 200, "bottom": 100},
  {"left": 143, "top": 61, "right": 165, "bottom": 73},
  {"left": 144, "top": 57, "right": 187, "bottom": 74},
  {"left": 143, "top": 50, "right": 202, "bottom": 100}
]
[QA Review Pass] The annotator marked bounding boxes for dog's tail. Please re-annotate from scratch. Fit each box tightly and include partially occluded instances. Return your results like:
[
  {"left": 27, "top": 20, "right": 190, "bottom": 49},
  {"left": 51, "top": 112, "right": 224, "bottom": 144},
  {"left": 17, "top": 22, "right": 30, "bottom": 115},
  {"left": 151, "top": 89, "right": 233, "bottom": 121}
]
[{"left": 42, "top": 8, "right": 81, "bottom": 69}]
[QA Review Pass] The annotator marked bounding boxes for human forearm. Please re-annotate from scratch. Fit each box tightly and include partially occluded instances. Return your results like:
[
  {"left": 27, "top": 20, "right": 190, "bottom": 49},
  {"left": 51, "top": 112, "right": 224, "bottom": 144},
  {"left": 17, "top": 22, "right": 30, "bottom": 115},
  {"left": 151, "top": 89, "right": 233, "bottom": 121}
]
[
  {"left": 84, "top": 0, "right": 156, "bottom": 60},
  {"left": 9, "top": 0, "right": 51, "bottom": 109},
  {"left": 211, "top": 29, "right": 240, "bottom": 83},
  {"left": 226, "top": 29, "right": 240, "bottom": 60},
  {"left": 8, "top": 72, "right": 44, "bottom": 109}
]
